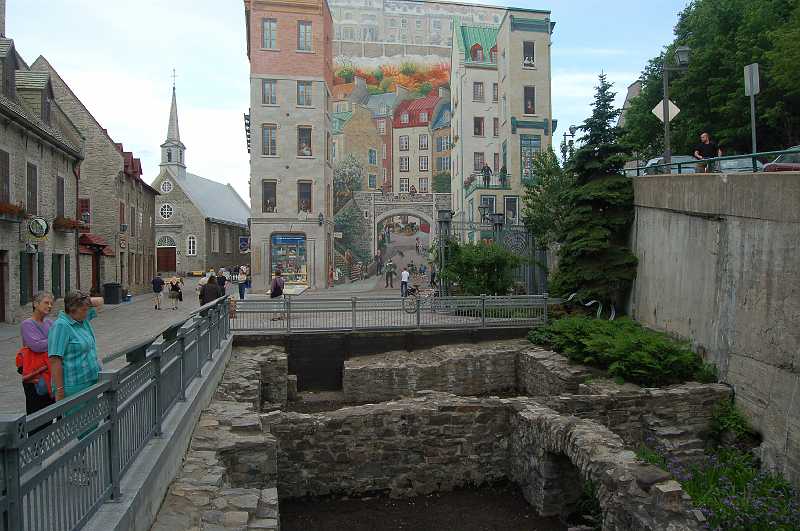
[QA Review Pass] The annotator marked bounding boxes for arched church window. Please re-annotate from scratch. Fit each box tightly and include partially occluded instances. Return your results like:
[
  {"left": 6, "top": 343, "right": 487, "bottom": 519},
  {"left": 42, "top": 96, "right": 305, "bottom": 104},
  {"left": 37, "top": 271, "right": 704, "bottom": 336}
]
[{"left": 167, "top": 149, "right": 172, "bottom": 163}]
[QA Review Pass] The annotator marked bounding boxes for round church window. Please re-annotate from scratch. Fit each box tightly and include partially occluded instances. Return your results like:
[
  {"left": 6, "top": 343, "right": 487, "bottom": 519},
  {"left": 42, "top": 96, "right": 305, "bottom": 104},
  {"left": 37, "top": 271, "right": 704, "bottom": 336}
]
[
  {"left": 160, "top": 204, "right": 174, "bottom": 220},
  {"left": 160, "top": 180, "right": 173, "bottom": 194}
]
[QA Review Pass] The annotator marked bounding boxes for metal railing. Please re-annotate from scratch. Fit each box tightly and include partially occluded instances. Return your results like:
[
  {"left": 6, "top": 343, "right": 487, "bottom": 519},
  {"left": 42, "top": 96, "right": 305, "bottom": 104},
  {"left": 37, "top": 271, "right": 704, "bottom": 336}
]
[
  {"left": 0, "top": 296, "right": 231, "bottom": 531},
  {"left": 230, "top": 294, "right": 550, "bottom": 333},
  {"left": 629, "top": 147, "right": 800, "bottom": 176},
  {"left": 464, "top": 172, "right": 512, "bottom": 196}
]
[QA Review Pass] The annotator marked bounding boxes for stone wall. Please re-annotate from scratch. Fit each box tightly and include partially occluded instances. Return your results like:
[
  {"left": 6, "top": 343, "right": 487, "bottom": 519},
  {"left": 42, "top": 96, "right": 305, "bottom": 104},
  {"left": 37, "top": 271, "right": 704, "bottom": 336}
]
[
  {"left": 343, "top": 340, "right": 521, "bottom": 402},
  {"left": 631, "top": 173, "right": 800, "bottom": 486},
  {"left": 516, "top": 346, "right": 599, "bottom": 396},
  {"left": 214, "top": 345, "right": 286, "bottom": 409}
]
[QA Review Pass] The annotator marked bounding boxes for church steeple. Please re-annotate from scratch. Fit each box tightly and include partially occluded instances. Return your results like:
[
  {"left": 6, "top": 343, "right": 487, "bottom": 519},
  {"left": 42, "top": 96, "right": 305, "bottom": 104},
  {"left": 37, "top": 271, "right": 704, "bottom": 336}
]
[{"left": 160, "top": 76, "right": 186, "bottom": 177}]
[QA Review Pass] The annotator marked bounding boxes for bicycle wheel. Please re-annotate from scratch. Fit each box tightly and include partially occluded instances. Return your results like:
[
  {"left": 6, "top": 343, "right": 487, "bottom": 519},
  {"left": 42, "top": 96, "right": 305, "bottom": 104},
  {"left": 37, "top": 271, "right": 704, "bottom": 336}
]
[{"left": 403, "top": 294, "right": 418, "bottom": 314}]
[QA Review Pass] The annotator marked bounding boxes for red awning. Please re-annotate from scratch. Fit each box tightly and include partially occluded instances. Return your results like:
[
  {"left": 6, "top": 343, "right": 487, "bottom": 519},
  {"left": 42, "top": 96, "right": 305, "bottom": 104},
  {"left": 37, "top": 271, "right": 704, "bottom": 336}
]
[
  {"left": 79, "top": 233, "right": 110, "bottom": 247},
  {"left": 80, "top": 245, "right": 115, "bottom": 256},
  {"left": 79, "top": 245, "right": 93, "bottom": 255}
]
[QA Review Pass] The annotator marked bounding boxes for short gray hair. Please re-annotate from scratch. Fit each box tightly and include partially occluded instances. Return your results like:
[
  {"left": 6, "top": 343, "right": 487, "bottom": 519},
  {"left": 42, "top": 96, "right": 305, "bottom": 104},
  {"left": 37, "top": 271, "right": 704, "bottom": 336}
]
[
  {"left": 31, "top": 291, "right": 54, "bottom": 310},
  {"left": 64, "top": 291, "right": 91, "bottom": 314}
]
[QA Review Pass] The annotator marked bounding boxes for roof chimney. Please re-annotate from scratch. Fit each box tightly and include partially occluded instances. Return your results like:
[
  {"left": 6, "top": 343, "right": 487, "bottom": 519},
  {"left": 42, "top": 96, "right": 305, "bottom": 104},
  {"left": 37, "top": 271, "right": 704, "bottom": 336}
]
[{"left": 0, "top": 0, "right": 6, "bottom": 37}]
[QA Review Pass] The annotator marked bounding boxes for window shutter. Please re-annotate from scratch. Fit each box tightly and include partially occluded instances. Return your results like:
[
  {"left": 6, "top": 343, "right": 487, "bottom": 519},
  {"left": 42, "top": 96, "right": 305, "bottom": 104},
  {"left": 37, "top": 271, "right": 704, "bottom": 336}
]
[
  {"left": 37, "top": 252, "right": 45, "bottom": 291},
  {"left": 64, "top": 254, "right": 70, "bottom": 294},
  {"left": 19, "top": 251, "right": 29, "bottom": 305},
  {"left": 51, "top": 254, "right": 61, "bottom": 299}
]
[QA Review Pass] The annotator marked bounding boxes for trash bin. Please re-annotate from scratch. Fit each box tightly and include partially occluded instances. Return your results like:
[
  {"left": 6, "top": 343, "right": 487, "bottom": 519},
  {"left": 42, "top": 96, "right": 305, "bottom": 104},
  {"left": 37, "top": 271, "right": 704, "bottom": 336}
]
[{"left": 103, "top": 282, "right": 122, "bottom": 305}]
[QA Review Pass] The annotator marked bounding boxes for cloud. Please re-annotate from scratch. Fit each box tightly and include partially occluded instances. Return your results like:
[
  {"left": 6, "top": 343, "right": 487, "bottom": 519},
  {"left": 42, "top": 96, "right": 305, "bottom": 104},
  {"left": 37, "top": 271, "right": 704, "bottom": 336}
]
[{"left": 551, "top": 69, "right": 639, "bottom": 132}]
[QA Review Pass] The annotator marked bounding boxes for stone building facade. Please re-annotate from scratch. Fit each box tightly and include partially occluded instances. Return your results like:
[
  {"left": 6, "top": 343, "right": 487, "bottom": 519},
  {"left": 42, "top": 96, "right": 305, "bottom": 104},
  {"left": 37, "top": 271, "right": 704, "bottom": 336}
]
[
  {"left": 245, "top": 0, "right": 335, "bottom": 291},
  {"left": 0, "top": 36, "right": 84, "bottom": 323},
  {"left": 31, "top": 57, "right": 157, "bottom": 296},
  {"left": 364, "top": 85, "right": 412, "bottom": 192},
  {"left": 450, "top": 9, "right": 554, "bottom": 236},
  {"left": 152, "top": 88, "right": 249, "bottom": 276},
  {"left": 331, "top": 103, "right": 383, "bottom": 191}
]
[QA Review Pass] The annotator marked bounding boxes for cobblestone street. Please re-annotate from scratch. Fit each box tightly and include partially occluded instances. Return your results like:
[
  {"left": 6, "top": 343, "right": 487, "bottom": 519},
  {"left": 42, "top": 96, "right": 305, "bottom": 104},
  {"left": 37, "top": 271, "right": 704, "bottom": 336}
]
[{"left": 0, "top": 278, "right": 213, "bottom": 413}]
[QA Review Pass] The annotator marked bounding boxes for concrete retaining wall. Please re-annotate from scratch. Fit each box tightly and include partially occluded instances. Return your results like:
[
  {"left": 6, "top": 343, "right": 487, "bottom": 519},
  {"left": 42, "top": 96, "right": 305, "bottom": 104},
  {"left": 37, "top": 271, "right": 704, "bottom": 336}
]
[{"left": 631, "top": 172, "right": 800, "bottom": 485}]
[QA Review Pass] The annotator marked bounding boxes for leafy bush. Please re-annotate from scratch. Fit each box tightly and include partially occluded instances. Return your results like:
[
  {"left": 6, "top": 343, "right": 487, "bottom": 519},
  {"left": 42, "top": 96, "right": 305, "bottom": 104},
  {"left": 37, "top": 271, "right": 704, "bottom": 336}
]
[
  {"left": 437, "top": 241, "right": 522, "bottom": 296},
  {"left": 637, "top": 444, "right": 800, "bottom": 531},
  {"left": 711, "top": 400, "right": 753, "bottom": 442},
  {"left": 528, "top": 316, "right": 714, "bottom": 386},
  {"left": 432, "top": 172, "right": 451, "bottom": 193},
  {"left": 399, "top": 62, "right": 418, "bottom": 76}
]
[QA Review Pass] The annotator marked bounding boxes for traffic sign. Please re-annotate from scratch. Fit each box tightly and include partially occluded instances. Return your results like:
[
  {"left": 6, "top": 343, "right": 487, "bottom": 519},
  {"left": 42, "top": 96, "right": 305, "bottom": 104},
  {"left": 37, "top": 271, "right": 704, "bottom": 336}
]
[
  {"left": 744, "top": 63, "right": 760, "bottom": 96},
  {"left": 652, "top": 100, "right": 680, "bottom": 123}
]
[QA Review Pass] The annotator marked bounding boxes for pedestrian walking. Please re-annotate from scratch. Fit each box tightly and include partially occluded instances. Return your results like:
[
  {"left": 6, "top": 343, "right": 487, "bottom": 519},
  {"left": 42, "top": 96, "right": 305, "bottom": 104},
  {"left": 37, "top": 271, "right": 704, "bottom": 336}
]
[
  {"left": 199, "top": 276, "right": 223, "bottom": 317},
  {"left": 375, "top": 249, "right": 383, "bottom": 275},
  {"left": 237, "top": 267, "right": 248, "bottom": 300},
  {"left": 48, "top": 291, "right": 105, "bottom": 402},
  {"left": 384, "top": 259, "right": 396, "bottom": 288},
  {"left": 430, "top": 265, "right": 438, "bottom": 289},
  {"left": 400, "top": 266, "right": 410, "bottom": 297},
  {"left": 481, "top": 163, "right": 492, "bottom": 187},
  {"left": 151, "top": 273, "right": 165, "bottom": 310},
  {"left": 270, "top": 270, "right": 286, "bottom": 321},
  {"left": 217, "top": 268, "right": 228, "bottom": 294},
  {"left": 17, "top": 292, "right": 55, "bottom": 414},
  {"left": 415, "top": 237, "right": 421, "bottom": 255},
  {"left": 693, "top": 132, "right": 722, "bottom": 173},
  {"left": 167, "top": 276, "right": 183, "bottom": 310}
]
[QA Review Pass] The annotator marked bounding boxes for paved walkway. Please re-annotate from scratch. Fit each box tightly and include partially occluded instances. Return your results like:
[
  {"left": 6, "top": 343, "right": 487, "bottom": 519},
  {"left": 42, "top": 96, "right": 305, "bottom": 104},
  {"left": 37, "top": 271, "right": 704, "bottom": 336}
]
[{"left": 0, "top": 278, "right": 215, "bottom": 414}]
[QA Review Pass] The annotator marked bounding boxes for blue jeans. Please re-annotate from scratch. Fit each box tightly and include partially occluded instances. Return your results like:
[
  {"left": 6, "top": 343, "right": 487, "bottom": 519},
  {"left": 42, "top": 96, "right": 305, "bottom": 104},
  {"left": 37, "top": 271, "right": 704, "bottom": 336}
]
[
  {"left": 401, "top": 281, "right": 408, "bottom": 297},
  {"left": 238, "top": 283, "right": 246, "bottom": 300}
]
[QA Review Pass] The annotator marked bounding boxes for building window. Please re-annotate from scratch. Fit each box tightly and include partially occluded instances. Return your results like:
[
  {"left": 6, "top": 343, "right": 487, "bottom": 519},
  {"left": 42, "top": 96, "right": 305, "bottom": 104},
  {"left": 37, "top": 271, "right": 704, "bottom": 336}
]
[
  {"left": 502, "top": 95, "right": 507, "bottom": 123},
  {"left": 419, "top": 134, "right": 429, "bottom": 150},
  {"left": 263, "top": 18, "right": 277, "bottom": 49},
  {"left": 419, "top": 156, "right": 429, "bottom": 172},
  {"left": 297, "top": 81, "right": 313, "bottom": 106},
  {"left": 187, "top": 235, "right": 197, "bottom": 256},
  {"left": 224, "top": 228, "right": 232, "bottom": 254},
  {"left": 160, "top": 180, "right": 173, "bottom": 193},
  {"left": 160, "top": 204, "right": 173, "bottom": 220},
  {"left": 523, "top": 41, "right": 535, "bottom": 67},
  {"left": 297, "top": 126, "right": 313, "bottom": 157},
  {"left": 524, "top": 86, "right": 535, "bottom": 115},
  {"left": 473, "top": 152, "right": 485, "bottom": 172},
  {"left": 399, "top": 135, "right": 409, "bottom": 151},
  {"left": 490, "top": 45, "right": 498, "bottom": 63},
  {"left": 505, "top": 196, "right": 519, "bottom": 223},
  {"left": 399, "top": 178, "right": 410, "bottom": 192},
  {"left": 368, "top": 148, "right": 378, "bottom": 165},
  {"left": 420, "top": 111, "right": 428, "bottom": 123},
  {"left": 492, "top": 83, "right": 499, "bottom": 102},
  {"left": 79, "top": 198, "right": 91, "bottom": 223},
  {"left": 399, "top": 156, "right": 410, "bottom": 172},
  {"left": 129, "top": 205, "right": 136, "bottom": 236},
  {"left": 298, "top": 21, "right": 313, "bottom": 51},
  {"left": 382, "top": 143, "right": 387, "bottom": 160},
  {"left": 473, "top": 82, "right": 484, "bottom": 101},
  {"left": 56, "top": 176, "right": 65, "bottom": 218},
  {"left": 377, "top": 119, "right": 386, "bottom": 135},
  {"left": 262, "top": 124, "right": 277, "bottom": 156},
  {"left": 400, "top": 112, "right": 409, "bottom": 124},
  {"left": 419, "top": 177, "right": 429, "bottom": 193},
  {"left": 0, "top": 149, "right": 9, "bottom": 203},
  {"left": 368, "top": 174, "right": 377, "bottom": 188},
  {"left": 326, "top": 132, "right": 331, "bottom": 162},
  {"left": 262, "top": 79, "right": 277, "bottom": 105},
  {"left": 166, "top": 149, "right": 172, "bottom": 163},
  {"left": 298, "top": 181, "right": 312, "bottom": 212},
  {"left": 493, "top": 117, "right": 500, "bottom": 137},
  {"left": 211, "top": 225, "right": 220, "bottom": 253},
  {"left": 157, "top": 236, "right": 176, "bottom": 247},
  {"left": 26, "top": 163, "right": 38, "bottom": 215},
  {"left": 262, "top": 180, "right": 277, "bottom": 212},
  {"left": 480, "top": 195, "right": 496, "bottom": 215},
  {"left": 494, "top": 153, "right": 500, "bottom": 173},
  {"left": 470, "top": 44, "right": 484, "bottom": 61},
  {"left": 473, "top": 117, "right": 484, "bottom": 137},
  {"left": 521, "top": 134, "right": 542, "bottom": 182}
]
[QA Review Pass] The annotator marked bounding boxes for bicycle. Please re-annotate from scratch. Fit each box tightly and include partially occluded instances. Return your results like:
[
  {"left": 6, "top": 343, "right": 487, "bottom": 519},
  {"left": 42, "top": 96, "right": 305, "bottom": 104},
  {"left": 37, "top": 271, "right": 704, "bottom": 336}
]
[{"left": 402, "top": 284, "right": 442, "bottom": 314}]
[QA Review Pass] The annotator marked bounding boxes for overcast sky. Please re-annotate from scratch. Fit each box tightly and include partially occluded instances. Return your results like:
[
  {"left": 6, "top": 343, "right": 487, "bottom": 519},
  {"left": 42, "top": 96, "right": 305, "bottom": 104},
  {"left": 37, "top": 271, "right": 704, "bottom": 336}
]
[{"left": 7, "top": 0, "right": 687, "bottom": 202}]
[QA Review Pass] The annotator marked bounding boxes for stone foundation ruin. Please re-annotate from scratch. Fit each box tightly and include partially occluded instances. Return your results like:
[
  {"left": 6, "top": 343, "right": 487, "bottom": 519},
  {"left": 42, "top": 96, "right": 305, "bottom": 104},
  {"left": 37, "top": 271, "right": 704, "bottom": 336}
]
[{"left": 153, "top": 337, "right": 730, "bottom": 530}]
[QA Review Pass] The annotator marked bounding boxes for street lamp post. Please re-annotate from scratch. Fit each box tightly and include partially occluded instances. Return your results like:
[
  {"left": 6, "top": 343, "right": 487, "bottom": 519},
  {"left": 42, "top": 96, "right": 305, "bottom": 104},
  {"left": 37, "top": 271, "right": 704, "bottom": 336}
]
[
  {"left": 662, "top": 45, "right": 691, "bottom": 167},
  {"left": 561, "top": 125, "right": 577, "bottom": 162},
  {"left": 477, "top": 204, "right": 490, "bottom": 224},
  {"left": 437, "top": 209, "right": 453, "bottom": 296},
  {"left": 490, "top": 212, "right": 505, "bottom": 243}
]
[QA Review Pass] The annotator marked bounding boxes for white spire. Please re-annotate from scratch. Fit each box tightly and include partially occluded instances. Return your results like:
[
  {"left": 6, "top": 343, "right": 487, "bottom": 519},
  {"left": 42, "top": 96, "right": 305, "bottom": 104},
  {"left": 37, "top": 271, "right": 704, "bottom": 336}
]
[
  {"left": 166, "top": 81, "right": 180, "bottom": 142},
  {"left": 160, "top": 73, "right": 186, "bottom": 175}
]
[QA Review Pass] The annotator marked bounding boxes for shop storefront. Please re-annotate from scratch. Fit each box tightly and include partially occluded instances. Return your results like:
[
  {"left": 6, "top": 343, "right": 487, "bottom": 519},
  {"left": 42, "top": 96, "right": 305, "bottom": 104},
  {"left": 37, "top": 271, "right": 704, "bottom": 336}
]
[{"left": 270, "top": 234, "right": 308, "bottom": 285}]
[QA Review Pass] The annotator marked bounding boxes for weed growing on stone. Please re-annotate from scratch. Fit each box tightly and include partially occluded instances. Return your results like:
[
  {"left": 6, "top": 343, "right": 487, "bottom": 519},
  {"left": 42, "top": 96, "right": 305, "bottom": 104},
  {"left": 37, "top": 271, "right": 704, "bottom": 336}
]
[
  {"left": 528, "top": 316, "right": 716, "bottom": 387},
  {"left": 710, "top": 399, "right": 754, "bottom": 443},
  {"left": 637, "top": 441, "right": 800, "bottom": 531}
]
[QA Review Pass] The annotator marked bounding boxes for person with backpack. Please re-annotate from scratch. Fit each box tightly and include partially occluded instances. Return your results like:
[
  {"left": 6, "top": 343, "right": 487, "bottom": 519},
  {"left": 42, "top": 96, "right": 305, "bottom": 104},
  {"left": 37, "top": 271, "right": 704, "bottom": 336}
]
[
  {"left": 151, "top": 273, "right": 165, "bottom": 310},
  {"left": 270, "top": 270, "right": 286, "bottom": 321},
  {"left": 17, "top": 292, "right": 56, "bottom": 414},
  {"left": 167, "top": 276, "right": 183, "bottom": 310}
]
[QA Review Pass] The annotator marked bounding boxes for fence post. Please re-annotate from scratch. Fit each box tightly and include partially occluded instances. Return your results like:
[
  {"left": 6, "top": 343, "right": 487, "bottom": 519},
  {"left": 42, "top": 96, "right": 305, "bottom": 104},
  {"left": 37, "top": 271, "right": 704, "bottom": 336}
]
[
  {"left": 543, "top": 292, "right": 549, "bottom": 324},
  {"left": 481, "top": 294, "right": 486, "bottom": 328},
  {"left": 416, "top": 295, "right": 421, "bottom": 329},
  {"left": 0, "top": 414, "right": 25, "bottom": 531},
  {"left": 176, "top": 325, "right": 187, "bottom": 402},
  {"left": 351, "top": 297, "right": 357, "bottom": 331},
  {"left": 99, "top": 371, "right": 121, "bottom": 500},
  {"left": 147, "top": 340, "right": 164, "bottom": 437},
  {"left": 286, "top": 296, "right": 292, "bottom": 333}
]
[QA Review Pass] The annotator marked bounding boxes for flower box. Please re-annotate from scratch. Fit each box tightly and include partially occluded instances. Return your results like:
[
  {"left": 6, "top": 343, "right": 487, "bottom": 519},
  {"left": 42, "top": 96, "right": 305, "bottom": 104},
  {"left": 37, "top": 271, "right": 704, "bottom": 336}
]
[
  {"left": 53, "top": 216, "right": 82, "bottom": 231},
  {"left": 0, "top": 202, "right": 27, "bottom": 222}
]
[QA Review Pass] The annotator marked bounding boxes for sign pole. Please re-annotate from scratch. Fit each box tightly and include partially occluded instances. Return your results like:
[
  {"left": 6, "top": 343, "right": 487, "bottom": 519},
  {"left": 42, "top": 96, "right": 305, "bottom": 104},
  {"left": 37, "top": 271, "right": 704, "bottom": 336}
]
[
  {"left": 662, "top": 68, "right": 671, "bottom": 167},
  {"left": 750, "top": 93, "right": 757, "bottom": 155},
  {"left": 744, "top": 63, "right": 760, "bottom": 159}
]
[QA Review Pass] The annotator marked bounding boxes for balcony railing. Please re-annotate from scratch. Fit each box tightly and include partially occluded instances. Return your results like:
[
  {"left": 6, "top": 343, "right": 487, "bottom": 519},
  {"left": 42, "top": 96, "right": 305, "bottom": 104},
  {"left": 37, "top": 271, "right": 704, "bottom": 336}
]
[{"left": 464, "top": 172, "right": 511, "bottom": 196}]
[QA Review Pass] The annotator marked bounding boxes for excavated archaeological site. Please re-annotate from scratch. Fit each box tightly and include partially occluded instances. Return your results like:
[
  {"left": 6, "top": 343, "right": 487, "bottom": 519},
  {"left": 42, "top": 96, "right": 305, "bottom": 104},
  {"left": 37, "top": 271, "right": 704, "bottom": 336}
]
[{"left": 152, "top": 334, "right": 731, "bottom": 531}]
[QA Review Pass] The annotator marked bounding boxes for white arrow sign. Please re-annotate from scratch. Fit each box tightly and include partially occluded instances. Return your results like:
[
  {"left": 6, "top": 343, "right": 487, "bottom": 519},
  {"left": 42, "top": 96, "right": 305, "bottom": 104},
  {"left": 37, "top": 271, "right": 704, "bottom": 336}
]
[{"left": 652, "top": 100, "right": 680, "bottom": 123}]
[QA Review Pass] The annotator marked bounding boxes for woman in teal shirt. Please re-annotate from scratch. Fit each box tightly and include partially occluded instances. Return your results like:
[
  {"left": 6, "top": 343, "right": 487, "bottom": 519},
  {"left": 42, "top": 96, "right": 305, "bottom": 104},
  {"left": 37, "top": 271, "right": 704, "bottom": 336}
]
[{"left": 48, "top": 291, "right": 104, "bottom": 401}]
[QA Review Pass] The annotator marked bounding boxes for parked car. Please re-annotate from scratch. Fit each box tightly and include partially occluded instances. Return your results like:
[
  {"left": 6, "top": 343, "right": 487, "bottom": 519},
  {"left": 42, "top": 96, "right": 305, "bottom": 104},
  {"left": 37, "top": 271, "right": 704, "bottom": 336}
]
[
  {"left": 763, "top": 147, "right": 800, "bottom": 172},
  {"left": 643, "top": 155, "right": 698, "bottom": 175},
  {"left": 718, "top": 158, "right": 764, "bottom": 173}
]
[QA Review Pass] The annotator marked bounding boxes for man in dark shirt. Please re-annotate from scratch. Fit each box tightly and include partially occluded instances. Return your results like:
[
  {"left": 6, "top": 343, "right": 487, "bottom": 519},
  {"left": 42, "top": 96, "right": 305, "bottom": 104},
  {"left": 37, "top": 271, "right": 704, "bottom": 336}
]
[
  {"left": 693, "top": 132, "right": 722, "bottom": 173},
  {"left": 151, "top": 273, "right": 165, "bottom": 310}
]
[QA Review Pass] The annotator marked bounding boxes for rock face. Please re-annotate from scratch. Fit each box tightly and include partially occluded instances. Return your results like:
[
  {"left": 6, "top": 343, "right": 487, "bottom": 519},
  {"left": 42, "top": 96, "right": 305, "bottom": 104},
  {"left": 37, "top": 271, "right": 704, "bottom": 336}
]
[
  {"left": 269, "top": 392, "right": 705, "bottom": 530},
  {"left": 516, "top": 347, "right": 600, "bottom": 396}
]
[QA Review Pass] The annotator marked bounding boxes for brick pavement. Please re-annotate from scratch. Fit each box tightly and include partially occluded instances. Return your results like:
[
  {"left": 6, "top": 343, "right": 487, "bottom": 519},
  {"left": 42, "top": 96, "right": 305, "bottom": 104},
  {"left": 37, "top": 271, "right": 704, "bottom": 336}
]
[{"left": 0, "top": 278, "right": 219, "bottom": 414}]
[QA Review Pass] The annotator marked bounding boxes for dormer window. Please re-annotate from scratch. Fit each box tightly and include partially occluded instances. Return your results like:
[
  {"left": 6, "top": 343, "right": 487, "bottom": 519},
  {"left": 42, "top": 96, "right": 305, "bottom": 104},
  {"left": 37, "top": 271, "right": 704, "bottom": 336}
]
[
  {"left": 490, "top": 45, "right": 498, "bottom": 63},
  {"left": 470, "top": 44, "right": 484, "bottom": 62},
  {"left": 420, "top": 112, "right": 428, "bottom": 123},
  {"left": 401, "top": 113, "right": 409, "bottom": 124}
]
